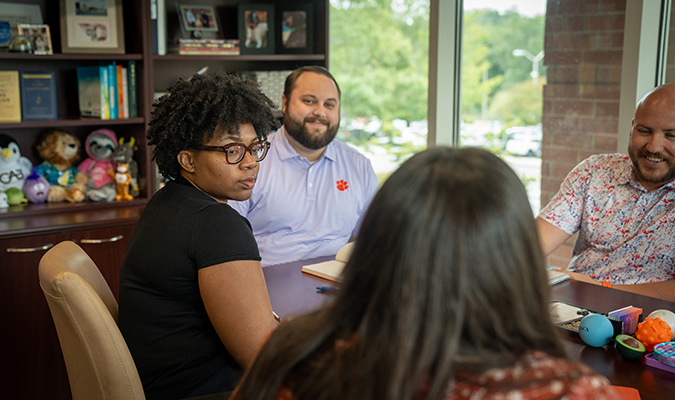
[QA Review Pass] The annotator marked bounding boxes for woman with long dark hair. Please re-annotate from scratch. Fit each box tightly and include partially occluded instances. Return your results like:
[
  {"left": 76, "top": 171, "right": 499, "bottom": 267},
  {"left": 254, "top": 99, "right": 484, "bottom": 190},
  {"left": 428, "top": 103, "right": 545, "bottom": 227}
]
[{"left": 231, "top": 147, "right": 616, "bottom": 400}]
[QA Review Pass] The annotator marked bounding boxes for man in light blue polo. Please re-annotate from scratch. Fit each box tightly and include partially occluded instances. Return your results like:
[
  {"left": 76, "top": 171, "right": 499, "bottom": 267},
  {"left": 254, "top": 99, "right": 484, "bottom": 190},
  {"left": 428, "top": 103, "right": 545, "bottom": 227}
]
[{"left": 228, "top": 66, "right": 378, "bottom": 266}]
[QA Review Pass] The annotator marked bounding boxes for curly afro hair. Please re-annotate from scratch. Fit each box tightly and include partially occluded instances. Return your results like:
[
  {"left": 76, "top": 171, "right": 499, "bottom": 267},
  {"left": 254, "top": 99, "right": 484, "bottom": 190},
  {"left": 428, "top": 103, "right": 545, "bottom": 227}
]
[{"left": 147, "top": 71, "right": 279, "bottom": 179}]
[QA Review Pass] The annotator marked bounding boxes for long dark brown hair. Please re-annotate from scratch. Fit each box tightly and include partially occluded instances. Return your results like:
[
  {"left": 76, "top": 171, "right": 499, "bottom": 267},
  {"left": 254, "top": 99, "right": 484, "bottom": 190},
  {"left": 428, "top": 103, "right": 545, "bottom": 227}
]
[{"left": 233, "top": 147, "right": 564, "bottom": 400}]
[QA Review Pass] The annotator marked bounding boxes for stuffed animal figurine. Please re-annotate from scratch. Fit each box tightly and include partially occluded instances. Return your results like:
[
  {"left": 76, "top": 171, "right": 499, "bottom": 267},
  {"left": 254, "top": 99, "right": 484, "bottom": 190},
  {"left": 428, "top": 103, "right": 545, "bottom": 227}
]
[
  {"left": 78, "top": 128, "right": 118, "bottom": 202},
  {"left": 6, "top": 187, "right": 26, "bottom": 205},
  {"left": 34, "top": 130, "right": 88, "bottom": 203},
  {"left": 23, "top": 168, "right": 50, "bottom": 203},
  {"left": 108, "top": 162, "right": 133, "bottom": 201},
  {"left": 0, "top": 133, "right": 32, "bottom": 193},
  {"left": 111, "top": 137, "right": 139, "bottom": 197}
]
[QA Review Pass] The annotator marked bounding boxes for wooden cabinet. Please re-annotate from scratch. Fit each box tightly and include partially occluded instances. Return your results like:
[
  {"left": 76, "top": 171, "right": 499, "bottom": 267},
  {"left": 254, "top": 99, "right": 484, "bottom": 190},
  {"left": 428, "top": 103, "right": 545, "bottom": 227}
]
[
  {"left": 0, "top": 1, "right": 328, "bottom": 398},
  {"left": 0, "top": 207, "right": 143, "bottom": 400}
]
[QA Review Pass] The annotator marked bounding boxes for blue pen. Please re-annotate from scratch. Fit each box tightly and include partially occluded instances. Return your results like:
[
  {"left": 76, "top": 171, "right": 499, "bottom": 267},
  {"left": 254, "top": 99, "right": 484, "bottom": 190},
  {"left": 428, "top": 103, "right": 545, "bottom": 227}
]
[{"left": 316, "top": 286, "right": 340, "bottom": 292}]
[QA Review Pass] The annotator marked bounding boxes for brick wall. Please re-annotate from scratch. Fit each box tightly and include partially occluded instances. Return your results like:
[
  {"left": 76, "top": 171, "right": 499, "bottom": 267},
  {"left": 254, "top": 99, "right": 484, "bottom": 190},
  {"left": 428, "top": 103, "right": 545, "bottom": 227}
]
[{"left": 542, "top": 0, "right": 626, "bottom": 268}]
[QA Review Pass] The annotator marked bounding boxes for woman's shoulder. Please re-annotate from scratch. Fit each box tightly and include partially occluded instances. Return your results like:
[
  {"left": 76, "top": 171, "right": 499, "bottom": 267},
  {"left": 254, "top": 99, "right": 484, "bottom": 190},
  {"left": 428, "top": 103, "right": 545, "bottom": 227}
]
[{"left": 449, "top": 351, "right": 617, "bottom": 400}]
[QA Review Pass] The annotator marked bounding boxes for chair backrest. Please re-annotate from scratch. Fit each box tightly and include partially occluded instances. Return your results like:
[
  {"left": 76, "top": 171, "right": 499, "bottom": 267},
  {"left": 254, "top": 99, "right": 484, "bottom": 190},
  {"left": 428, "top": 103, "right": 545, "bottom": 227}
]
[{"left": 38, "top": 240, "right": 145, "bottom": 400}]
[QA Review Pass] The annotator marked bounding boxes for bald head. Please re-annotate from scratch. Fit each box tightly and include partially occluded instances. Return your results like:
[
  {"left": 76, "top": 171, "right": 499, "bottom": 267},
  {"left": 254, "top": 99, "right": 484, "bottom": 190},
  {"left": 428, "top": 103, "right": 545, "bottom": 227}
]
[
  {"left": 636, "top": 83, "right": 675, "bottom": 116},
  {"left": 629, "top": 83, "right": 675, "bottom": 191}
]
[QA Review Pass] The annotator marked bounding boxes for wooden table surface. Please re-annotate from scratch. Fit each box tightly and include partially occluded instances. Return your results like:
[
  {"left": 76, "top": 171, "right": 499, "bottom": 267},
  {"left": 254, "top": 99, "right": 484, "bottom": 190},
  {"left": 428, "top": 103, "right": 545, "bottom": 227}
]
[{"left": 264, "top": 258, "right": 675, "bottom": 400}]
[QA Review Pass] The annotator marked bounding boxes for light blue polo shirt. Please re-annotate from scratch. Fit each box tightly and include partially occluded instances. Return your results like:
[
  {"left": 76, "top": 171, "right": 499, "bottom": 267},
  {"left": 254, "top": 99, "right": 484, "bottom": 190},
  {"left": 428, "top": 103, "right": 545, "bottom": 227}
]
[{"left": 228, "top": 127, "right": 378, "bottom": 267}]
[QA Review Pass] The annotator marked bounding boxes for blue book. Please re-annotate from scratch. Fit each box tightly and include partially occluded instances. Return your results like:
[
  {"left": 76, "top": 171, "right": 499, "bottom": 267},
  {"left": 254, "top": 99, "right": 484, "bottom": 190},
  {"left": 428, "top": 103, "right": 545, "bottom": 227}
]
[
  {"left": 151, "top": 0, "right": 158, "bottom": 54},
  {"left": 107, "top": 62, "right": 118, "bottom": 119},
  {"left": 19, "top": 71, "right": 57, "bottom": 120},
  {"left": 99, "top": 66, "right": 110, "bottom": 120},
  {"left": 127, "top": 61, "right": 138, "bottom": 118},
  {"left": 76, "top": 66, "right": 102, "bottom": 118}
]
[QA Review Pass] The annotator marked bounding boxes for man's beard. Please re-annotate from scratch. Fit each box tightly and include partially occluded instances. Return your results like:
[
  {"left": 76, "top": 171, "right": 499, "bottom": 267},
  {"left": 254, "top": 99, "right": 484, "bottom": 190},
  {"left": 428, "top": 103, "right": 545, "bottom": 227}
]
[
  {"left": 283, "top": 113, "right": 339, "bottom": 150},
  {"left": 629, "top": 144, "right": 675, "bottom": 186}
]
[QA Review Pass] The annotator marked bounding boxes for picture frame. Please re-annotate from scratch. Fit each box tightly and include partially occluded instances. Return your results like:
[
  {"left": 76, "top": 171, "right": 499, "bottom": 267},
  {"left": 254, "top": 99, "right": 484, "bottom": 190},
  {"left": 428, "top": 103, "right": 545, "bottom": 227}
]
[
  {"left": 238, "top": 3, "right": 275, "bottom": 55},
  {"left": 18, "top": 24, "right": 53, "bottom": 55},
  {"left": 276, "top": 3, "right": 313, "bottom": 54},
  {"left": 178, "top": 5, "right": 219, "bottom": 39},
  {"left": 0, "top": 2, "right": 43, "bottom": 36},
  {"left": 59, "top": 0, "right": 125, "bottom": 54}
]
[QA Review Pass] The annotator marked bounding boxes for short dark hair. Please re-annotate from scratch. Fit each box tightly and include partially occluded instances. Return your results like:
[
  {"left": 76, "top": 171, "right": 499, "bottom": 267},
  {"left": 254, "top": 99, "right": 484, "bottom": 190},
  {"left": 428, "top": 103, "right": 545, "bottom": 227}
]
[
  {"left": 283, "top": 65, "right": 341, "bottom": 100},
  {"left": 147, "top": 71, "right": 279, "bottom": 179},
  {"left": 233, "top": 147, "right": 565, "bottom": 400}
]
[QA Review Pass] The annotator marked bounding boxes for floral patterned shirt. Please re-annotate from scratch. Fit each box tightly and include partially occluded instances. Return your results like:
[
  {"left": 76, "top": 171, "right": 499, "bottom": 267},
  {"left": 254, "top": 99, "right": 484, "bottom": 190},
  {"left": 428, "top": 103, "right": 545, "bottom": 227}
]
[
  {"left": 539, "top": 153, "right": 675, "bottom": 284},
  {"left": 274, "top": 351, "right": 617, "bottom": 400},
  {"left": 448, "top": 351, "right": 617, "bottom": 400}
]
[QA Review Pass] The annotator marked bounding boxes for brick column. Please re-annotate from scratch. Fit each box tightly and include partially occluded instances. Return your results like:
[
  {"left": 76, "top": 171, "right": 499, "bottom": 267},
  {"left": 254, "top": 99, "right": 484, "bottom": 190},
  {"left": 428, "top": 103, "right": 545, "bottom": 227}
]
[{"left": 542, "top": 0, "right": 626, "bottom": 268}]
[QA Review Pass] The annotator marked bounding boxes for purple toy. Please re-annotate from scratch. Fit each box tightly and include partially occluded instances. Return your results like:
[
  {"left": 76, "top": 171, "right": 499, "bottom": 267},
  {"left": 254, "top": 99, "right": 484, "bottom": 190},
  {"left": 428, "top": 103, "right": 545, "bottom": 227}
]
[{"left": 22, "top": 168, "right": 50, "bottom": 203}]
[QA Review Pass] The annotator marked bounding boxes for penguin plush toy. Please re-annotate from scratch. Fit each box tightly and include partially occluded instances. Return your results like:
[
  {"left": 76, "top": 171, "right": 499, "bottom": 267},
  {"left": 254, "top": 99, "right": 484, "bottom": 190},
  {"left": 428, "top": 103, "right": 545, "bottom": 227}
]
[{"left": 0, "top": 133, "right": 32, "bottom": 193}]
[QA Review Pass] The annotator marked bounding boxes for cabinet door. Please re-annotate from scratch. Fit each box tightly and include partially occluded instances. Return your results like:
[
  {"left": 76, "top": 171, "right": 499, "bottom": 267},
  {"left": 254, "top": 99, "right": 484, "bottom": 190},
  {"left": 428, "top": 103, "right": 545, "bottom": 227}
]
[{"left": 0, "top": 224, "right": 135, "bottom": 400}]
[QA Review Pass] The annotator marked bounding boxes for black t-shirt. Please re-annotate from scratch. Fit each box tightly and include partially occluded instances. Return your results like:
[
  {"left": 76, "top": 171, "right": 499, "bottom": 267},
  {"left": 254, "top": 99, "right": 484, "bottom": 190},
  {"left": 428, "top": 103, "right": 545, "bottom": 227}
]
[{"left": 119, "top": 175, "right": 261, "bottom": 400}]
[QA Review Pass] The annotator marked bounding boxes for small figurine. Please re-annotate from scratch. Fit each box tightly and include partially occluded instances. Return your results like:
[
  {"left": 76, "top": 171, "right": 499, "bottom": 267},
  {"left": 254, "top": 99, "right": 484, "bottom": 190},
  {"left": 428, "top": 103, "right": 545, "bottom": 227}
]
[
  {"left": 0, "top": 192, "right": 8, "bottom": 208},
  {"left": 78, "top": 128, "right": 118, "bottom": 202},
  {"left": 6, "top": 187, "right": 26, "bottom": 205},
  {"left": 34, "top": 130, "right": 88, "bottom": 203},
  {"left": 23, "top": 168, "right": 50, "bottom": 203},
  {"left": 112, "top": 137, "right": 139, "bottom": 197},
  {"left": 0, "top": 133, "right": 33, "bottom": 193},
  {"left": 109, "top": 162, "right": 133, "bottom": 201}
]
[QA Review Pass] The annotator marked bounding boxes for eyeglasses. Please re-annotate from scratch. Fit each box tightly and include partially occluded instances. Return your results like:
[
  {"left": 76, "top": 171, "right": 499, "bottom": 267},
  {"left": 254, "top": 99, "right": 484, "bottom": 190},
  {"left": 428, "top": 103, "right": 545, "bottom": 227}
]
[{"left": 196, "top": 140, "right": 270, "bottom": 164}]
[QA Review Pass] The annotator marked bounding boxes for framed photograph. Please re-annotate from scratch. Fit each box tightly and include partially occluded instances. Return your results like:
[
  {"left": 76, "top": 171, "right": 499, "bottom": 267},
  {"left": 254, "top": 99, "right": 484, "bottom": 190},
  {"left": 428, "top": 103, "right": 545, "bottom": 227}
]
[
  {"left": 179, "top": 5, "right": 219, "bottom": 39},
  {"left": 277, "top": 4, "right": 313, "bottom": 54},
  {"left": 18, "top": 24, "right": 53, "bottom": 55},
  {"left": 59, "top": 0, "right": 125, "bottom": 54},
  {"left": 0, "top": 2, "right": 43, "bottom": 36},
  {"left": 238, "top": 3, "right": 275, "bottom": 55}
]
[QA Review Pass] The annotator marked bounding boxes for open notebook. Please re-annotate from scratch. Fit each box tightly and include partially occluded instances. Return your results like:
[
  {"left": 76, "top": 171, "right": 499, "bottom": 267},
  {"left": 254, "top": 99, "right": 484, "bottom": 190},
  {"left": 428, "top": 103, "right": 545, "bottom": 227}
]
[
  {"left": 301, "top": 242, "right": 354, "bottom": 282},
  {"left": 303, "top": 244, "right": 570, "bottom": 286}
]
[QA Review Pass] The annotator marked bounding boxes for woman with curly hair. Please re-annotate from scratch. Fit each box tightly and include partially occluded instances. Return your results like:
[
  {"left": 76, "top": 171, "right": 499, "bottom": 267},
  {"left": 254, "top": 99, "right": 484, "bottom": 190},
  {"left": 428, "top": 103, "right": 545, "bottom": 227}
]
[
  {"left": 119, "top": 71, "right": 280, "bottom": 400},
  {"left": 231, "top": 147, "right": 617, "bottom": 400}
]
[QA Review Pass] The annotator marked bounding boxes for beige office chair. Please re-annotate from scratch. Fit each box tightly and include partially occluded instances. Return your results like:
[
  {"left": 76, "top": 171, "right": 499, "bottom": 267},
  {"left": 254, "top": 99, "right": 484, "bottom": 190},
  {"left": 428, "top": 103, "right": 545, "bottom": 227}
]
[{"left": 38, "top": 240, "right": 145, "bottom": 400}]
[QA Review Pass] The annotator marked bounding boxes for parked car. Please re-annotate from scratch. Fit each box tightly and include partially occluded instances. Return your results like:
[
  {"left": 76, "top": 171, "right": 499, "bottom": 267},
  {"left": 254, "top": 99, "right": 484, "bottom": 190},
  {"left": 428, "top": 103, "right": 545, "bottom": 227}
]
[{"left": 503, "top": 125, "right": 542, "bottom": 157}]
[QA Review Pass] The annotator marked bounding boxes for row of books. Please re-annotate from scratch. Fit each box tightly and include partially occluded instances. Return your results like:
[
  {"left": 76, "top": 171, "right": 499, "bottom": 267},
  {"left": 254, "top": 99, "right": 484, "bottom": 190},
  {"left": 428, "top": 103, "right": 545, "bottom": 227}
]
[
  {"left": 174, "top": 39, "right": 240, "bottom": 56},
  {"left": 76, "top": 61, "right": 138, "bottom": 120},
  {"left": 0, "top": 70, "right": 57, "bottom": 122}
]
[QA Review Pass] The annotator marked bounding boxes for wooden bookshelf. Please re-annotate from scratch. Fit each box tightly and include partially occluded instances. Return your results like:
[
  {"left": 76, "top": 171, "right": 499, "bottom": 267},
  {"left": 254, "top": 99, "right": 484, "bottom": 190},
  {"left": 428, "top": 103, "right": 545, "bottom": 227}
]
[{"left": 0, "top": 1, "right": 328, "bottom": 398}]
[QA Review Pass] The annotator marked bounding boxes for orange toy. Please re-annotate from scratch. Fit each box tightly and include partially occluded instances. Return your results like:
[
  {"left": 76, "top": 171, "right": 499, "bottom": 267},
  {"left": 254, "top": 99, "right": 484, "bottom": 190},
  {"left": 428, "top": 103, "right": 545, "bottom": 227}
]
[{"left": 635, "top": 317, "right": 673, "bottom": 352}]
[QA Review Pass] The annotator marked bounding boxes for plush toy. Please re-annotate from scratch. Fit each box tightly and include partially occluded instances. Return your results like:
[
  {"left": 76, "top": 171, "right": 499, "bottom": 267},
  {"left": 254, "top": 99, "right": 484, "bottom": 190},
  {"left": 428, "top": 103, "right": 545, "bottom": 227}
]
[
  {"left": 0, "top": 133, "right": 32, "bottom": 193},
  {"left": 34, "top": 130, "right": 88, "bottom": 203},
  {"left": 112, "top": 137, "right": 139, "bottom": 197},
  {"left": 6, "top": 187, "right": 26, "bottom": 205},
  {"left": 78, "top": 128, "right": 118, "bottom": 202},
  {"left": 23, "top": 168, "right": 50, "bottom": 203},
  {"left": 108, "top": 162, "right": 133, "bottom": 201}
]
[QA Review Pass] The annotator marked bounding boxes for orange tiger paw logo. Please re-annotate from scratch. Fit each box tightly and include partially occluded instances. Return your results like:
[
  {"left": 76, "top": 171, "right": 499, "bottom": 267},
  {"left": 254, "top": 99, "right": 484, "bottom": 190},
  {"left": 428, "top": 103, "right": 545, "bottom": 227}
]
[{"left": 336, "top": 180, "right": 349, "bottom": 191}]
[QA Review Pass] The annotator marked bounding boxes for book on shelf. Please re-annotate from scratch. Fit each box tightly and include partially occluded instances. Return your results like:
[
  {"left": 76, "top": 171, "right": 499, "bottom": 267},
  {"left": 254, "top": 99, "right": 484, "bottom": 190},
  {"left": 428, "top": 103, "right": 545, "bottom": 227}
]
[
  {"left": 20, "top": 71, "right": 56, "bottom": 120},
  {"left": 179, "top": 39, "right": 240, "bottom": 47},
  {"left": 77, "top": 61, "right": 136, "bottom": 120},
  {"left": 107, "top": 63, "right": 118, "bottom": 119},
  {"left": 178, "top": 49, "right": 240, "bottom": 56},
  {"left": 301, "top": 242, "right": 354, "bottom": 283},
  {"left": 100, "top": 67, "right": 110, "bottom": 120},
  {"left": 157, "top": 0, "right": 166, "bottom": 55},
  {"left": 0, "top": 70, "right": 21, "bottom": 123},
  {"left": 116, "top": 64, "right": 125, "bottom": 119},
  {"left": 151, "top": 0, "right": 158, "bottom": 54},
  {"left": 128, "top": 60, "right": 138, "bottom": 118},
  {"left": 76, "top": 66, "right": 103, "bottom": 118}
]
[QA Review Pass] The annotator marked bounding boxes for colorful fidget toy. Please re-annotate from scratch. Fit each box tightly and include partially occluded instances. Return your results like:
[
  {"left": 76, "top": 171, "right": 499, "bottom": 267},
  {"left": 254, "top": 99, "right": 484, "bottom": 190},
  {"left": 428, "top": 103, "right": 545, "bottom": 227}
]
[
  {"left": 636, "top": 318, "right": 673, "bottom": 352},
  {"left": 653, "top": 342, "right": 675, "bottom": 367}
]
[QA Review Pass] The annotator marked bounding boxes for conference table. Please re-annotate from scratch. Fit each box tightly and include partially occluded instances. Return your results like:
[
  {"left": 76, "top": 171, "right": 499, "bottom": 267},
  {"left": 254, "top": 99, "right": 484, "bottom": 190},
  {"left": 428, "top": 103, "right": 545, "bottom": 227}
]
[{"left": 263, "top": 256, "right": 675, "bottom": 400}]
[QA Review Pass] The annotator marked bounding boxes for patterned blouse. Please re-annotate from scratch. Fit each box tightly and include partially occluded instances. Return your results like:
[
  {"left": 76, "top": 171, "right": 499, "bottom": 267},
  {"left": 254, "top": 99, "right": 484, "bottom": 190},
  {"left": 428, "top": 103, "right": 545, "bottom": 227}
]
[
  {"left": 448, "top": 351, "right": 617, "bottom": 400},
  {"left": 539, "top": 153, "right": 675, "bottom": 284},
  {"left": 275, "top": 351, "right": 617, "bottom": 400}
]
